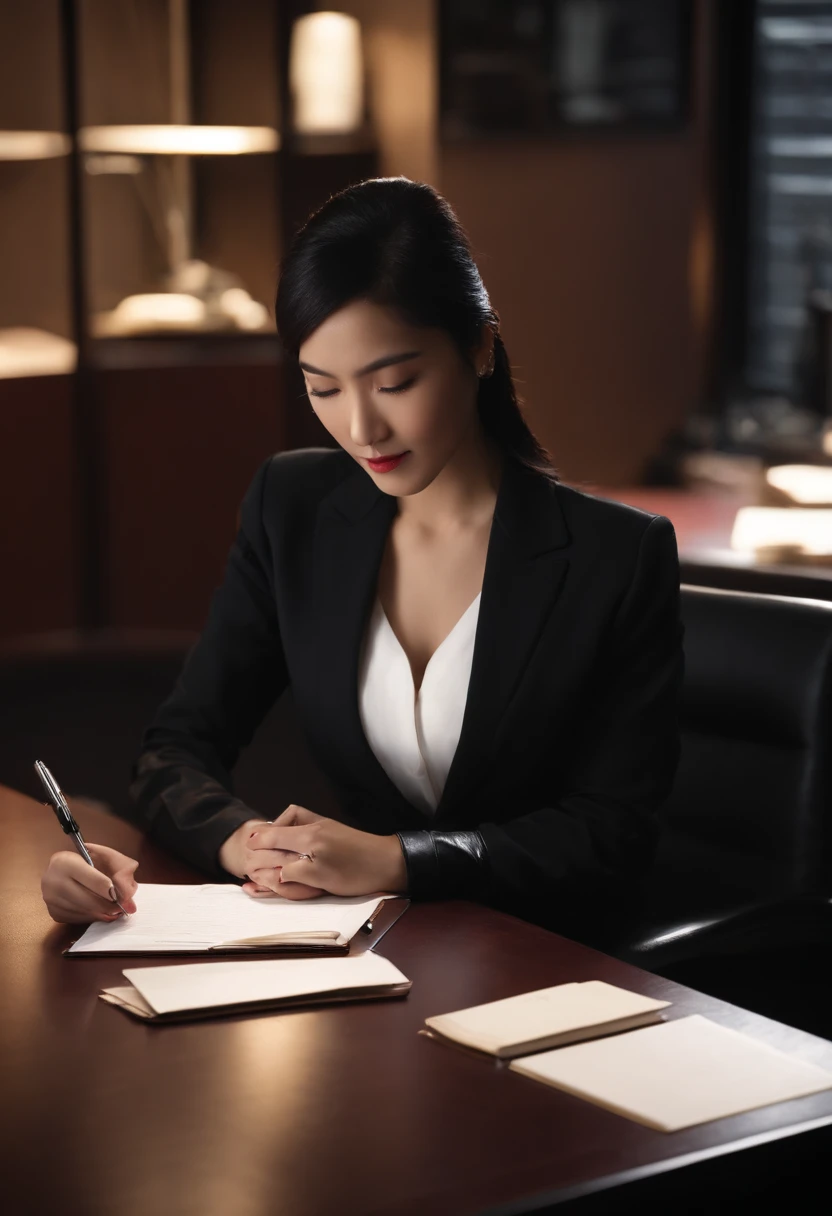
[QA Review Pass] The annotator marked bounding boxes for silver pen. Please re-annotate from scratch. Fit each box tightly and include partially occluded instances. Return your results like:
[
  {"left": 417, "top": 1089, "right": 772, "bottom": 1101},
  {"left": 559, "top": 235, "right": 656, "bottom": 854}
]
[{"left": 34, "top": 760, "right": 131, "bottom": 917}]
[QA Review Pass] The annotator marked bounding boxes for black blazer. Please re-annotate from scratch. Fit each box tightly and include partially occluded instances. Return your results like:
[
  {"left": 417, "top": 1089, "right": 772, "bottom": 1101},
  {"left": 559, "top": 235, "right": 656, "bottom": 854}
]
[{"left": 130, "top": 446, "right": 684, "bottom": 939}]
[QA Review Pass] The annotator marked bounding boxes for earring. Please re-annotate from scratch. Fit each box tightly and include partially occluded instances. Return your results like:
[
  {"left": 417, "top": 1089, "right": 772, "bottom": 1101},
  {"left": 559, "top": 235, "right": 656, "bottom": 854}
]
[{"left": 478, "top": 351, "right": 495, "bottom": 378}]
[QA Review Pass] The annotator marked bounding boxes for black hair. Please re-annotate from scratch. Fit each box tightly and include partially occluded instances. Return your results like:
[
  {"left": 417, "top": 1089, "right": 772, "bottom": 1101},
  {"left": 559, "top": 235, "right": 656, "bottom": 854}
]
[{"left": 274, "top": 176, "right": 558, "bottom": 483}]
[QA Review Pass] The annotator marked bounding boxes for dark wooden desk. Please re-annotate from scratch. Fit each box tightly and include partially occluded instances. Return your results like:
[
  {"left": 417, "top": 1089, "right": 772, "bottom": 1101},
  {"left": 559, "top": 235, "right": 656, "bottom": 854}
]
[
  {"left": 2, "top": 786, "right": 832, "bottom": 1216},
  {"left": 588, "top": 486, "right": 832, "bottom": 601}
]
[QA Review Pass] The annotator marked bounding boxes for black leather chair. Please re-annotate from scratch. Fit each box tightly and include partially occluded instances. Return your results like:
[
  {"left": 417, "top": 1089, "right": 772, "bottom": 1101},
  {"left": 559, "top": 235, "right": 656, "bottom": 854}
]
[{"left": 620, "top": 585, "right": 832, "bottom": 1036}]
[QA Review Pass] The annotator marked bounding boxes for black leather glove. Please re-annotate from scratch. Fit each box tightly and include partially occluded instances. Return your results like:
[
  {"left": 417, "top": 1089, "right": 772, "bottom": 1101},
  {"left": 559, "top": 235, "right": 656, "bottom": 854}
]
[{"left": 395, "top": 829, "right": 491, "bottom": 900}]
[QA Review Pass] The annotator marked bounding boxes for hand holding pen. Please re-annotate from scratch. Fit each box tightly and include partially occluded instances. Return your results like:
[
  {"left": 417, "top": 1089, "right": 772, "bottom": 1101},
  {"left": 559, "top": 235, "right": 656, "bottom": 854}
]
[{"left": 36, "top": 761, "right": 139, "bottom": 925}]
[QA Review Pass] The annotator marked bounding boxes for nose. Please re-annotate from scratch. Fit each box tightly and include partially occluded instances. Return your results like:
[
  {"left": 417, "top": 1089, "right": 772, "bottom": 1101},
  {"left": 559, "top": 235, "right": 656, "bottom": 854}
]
[{"left": 348, "top": 389, "right": 392, "bottom": 450}]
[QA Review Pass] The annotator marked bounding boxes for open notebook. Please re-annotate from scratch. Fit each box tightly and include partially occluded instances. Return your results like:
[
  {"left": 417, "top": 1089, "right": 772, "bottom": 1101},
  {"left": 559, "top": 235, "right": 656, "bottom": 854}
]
[
  {"left": 424, "top": 981, "right": 670, "bottom": 1059},
  {"left": 100, "top": 951, "right": 412, "bottom": 1023},
  {"left": 66, "top": 884, "right": 398, "bottom": 955}
]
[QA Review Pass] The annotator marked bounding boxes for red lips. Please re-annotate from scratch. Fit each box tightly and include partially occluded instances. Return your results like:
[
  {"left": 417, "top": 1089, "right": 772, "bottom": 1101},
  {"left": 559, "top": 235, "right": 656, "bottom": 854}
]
[{"left": 366, "top": 452, "right": 409, "bottom": 472}]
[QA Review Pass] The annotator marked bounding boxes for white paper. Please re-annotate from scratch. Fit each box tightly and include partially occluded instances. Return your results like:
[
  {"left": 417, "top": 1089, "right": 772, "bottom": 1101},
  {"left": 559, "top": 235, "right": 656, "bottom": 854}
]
[
  {"left": 67, "top": 883, "right": 389, "bottom": 953},
  {"left": 426, "top": 981, "right": 670, "bottom": 1055},
  {"left": 111, "top": 951, "right": 410, "bottom": 1015},
  {"left": 509, "top": 1014, "right": 832, "bottom": 1131}
]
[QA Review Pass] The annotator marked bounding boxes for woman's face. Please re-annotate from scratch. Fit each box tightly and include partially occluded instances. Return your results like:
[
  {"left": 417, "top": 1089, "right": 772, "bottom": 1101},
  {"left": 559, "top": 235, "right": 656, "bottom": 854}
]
[{"left": 298, "top": 298, "right": 491, "bottom": 493}]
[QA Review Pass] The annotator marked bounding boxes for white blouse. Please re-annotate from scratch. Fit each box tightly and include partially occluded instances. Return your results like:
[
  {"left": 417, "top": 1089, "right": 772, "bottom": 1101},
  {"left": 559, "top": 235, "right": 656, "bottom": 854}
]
[{"left": 358, "top": 592, "right": 482, "bottom": 816}]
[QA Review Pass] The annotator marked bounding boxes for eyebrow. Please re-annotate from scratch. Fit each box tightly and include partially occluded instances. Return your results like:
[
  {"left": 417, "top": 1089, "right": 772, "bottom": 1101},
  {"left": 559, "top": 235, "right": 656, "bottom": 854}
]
[{"left": 298, "top": 350, "right": 422, "bottom": 379}]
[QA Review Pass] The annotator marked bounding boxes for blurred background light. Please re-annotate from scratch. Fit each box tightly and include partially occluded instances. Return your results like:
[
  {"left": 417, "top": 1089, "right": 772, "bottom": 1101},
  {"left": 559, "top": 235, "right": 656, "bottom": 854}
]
[
  {"left": 731, "top": 506, "right": 832, "bottom": 558},
  {"left": 83, "top": 153, "right": 143, "bottom": 176},
  {"left": 78, "top": 125, "right": 280, "bottom": 156},
  {"left": 766, "top": 464, "right": 832, "bottom": 505},
  {"left": 0, "top": 131, "right": 70, "bottom": 160},
  {"left": 0, "top": 328, "right": 77, "bottom": 378},
  {"left": 101, "top": 292, "right": 206, "bottom": 333},
  {"left": 289, "top": 12, "right": 364, "bottom": 135}
]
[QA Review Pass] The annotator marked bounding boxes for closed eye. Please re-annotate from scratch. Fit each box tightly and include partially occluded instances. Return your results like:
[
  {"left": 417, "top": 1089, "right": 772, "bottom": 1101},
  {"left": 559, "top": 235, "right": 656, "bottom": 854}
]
[
  {"left": 379, "top": 376, "right": 417, "bottom": 395},
  {"left": 309, "top": 376, "right": 418, "bottom": 399}
]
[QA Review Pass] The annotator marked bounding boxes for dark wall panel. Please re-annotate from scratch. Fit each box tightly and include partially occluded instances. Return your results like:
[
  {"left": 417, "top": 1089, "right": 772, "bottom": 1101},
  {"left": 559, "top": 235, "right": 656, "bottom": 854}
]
[
  {"left": 95, "top": 361, "right": 285, "bottom": 630},
  {"left": 0, "top": 376, "right": 79, "bottom": 637}
]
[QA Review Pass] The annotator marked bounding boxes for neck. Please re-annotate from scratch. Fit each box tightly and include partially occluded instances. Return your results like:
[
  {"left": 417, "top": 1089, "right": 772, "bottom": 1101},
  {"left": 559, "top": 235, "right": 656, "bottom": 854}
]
[{"left": 395, "top": 425, "right": 504, "bottom": 536}]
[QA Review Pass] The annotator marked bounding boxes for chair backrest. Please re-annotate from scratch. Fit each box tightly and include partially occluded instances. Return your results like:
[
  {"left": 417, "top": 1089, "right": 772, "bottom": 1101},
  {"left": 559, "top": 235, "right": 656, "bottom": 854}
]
[{"left": 658, "top": 586, "right": 832, "bottom": 901}]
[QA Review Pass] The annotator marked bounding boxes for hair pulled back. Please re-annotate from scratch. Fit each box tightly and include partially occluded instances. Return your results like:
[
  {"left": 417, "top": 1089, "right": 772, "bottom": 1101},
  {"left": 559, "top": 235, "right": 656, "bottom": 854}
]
[{"left": 275, "top": 176, "right": 558, "bottom": 482}]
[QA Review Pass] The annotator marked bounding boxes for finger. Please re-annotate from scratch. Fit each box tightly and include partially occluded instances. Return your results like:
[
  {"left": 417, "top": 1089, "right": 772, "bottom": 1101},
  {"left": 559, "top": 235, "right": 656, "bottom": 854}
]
[
  {"left": 243, "top": 819, "right": 273, "bottom": 840},
  {"left": 241, "top": 882, "right": 287, "bottom": 899},
  {"left": 110, "top": 867, "right": 139, "bottom": 913},
  {"left": 242, "top": 875, "right": 322, "bottom": 900},
  {"left": 269, "top": 881, "right": 323, "bottom": 901},
  {"left": 47, "top": 901, "right": 124, "bottom": 924},
  {"left": 247, "top": 865, "right": 282, "bottom": 891},
  {"left": 110, "top": 887, "right": 137, "bottom": 915},
  {"left": 86, "top": 844, "right": 140, "bottom": 876},
  {"left": 66, "top": 873, "right": 128, "bottom": 919},
  {"left": 278, "top": 858, "right": 320, "bottom": 887},
  {"left": 246, "top": 866, "right": 324, "bottom": 899},
  {"left": 57, "top": 853, "right": 123, "bottom": 904},
  {"left": 242, "top": 850, "right": 298, "bottom": 880},
  {"left": 249, "top": 825, "right": 314, "bottom": 854},
  {"left": 44, "top": 885, "right": 126, "bottom": 923},
  {"left": 79, "top": 846, "right": 139, "bottom": 911},
  {"left": 273, "top": 804, "right": 321, "bottom": 827},
  {"left": 244, "top": 847, "right": 298, "bottom": 864}
]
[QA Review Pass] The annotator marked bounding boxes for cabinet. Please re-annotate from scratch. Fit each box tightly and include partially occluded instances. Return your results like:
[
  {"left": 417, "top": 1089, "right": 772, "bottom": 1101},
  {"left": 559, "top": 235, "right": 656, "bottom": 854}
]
[{"left": 0, "top": 0, "right": 378, "bottom": 636}]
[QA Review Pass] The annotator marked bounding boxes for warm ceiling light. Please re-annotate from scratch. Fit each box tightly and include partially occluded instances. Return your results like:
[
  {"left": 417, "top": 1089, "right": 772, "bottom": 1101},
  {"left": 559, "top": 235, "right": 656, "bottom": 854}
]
[
  {"left": 78, "top": 125, "right": 280, "bottom": 156},
  {"left": 766, "top": 464, "right": 832, "bottom": 504},
  {"left": 0, "top": 131, "right": 71, "bottom": 160},
  {"left": 289, "top": 12, "right": 364, "bottom": 134},
  {"left": 731, "top": 506, "right": 832, "bottom": 557}
]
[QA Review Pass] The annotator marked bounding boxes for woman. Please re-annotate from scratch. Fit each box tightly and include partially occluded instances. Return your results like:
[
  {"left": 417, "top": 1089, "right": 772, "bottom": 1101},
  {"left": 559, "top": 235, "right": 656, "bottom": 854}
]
[{"left": 41, "top": 177, "right": 684, "bottom": 947}]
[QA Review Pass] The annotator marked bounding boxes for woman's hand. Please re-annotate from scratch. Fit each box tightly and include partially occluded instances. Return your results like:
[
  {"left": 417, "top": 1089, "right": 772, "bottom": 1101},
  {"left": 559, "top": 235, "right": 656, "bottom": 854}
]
[
  {"left": 40, "top": 844, "right": 139, "bottom": 924},
  {"left": 242, "top": 805, "right": 408, "bottom": 900},
  {"left": 221, "top": 816, "right": 325, "bottom": 900}
]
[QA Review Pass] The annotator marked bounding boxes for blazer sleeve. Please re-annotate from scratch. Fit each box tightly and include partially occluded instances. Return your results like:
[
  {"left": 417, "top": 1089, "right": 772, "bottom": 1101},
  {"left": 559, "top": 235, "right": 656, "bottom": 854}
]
[
  {"left": 396, "top": 515, "right": 684, "bottom": 921},
  {"left": 128, "top": 456, "right": 289, "bottom": 880}
]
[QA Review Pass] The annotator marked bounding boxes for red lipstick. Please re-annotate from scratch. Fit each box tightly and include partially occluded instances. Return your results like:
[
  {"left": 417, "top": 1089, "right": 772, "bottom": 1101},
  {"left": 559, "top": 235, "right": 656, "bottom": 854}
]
[{"left": 366, "top": 452, "right": 409, "bottom": 473}]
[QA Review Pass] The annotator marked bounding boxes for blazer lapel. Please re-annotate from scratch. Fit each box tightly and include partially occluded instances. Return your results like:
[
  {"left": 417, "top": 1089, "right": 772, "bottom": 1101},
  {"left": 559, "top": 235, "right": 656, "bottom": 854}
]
[
  {"left": 310, "top": 462, "right": 418, "bottom": 828},
  {"left": 434, "top": 457, "right": 570, "bottom": 819},
  {"left": 309, "top": 453, "right": 571, "bottom": 827}
]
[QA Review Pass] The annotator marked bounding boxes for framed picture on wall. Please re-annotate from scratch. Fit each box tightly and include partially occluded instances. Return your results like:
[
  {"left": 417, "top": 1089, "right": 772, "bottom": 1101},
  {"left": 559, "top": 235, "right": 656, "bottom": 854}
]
[{"left": 439, "top": 0, "right": 693, "bottom": 139}]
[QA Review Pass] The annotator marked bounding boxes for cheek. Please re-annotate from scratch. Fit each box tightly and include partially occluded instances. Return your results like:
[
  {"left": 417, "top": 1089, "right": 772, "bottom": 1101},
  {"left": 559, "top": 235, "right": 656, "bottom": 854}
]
[{"left": 412, "top": 380, "right": 471, "bottom": 441}]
